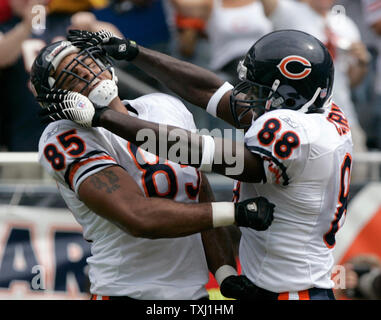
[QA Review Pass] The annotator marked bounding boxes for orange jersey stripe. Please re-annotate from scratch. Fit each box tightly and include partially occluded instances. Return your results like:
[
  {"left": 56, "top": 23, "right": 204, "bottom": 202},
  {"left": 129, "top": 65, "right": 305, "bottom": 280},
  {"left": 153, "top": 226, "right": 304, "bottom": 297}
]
[
  {"left": 278, "top": 292, "right": 289, "bottom": 300},
  {"left": 68, "top": 155, "right": 115, "bottom": 189},
  {"left": 298, "top": 290, "right": 310, "bottom": 300}
]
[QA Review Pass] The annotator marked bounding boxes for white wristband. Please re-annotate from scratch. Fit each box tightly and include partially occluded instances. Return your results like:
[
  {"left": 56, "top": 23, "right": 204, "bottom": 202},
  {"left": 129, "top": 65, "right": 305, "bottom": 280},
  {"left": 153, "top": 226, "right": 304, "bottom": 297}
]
[
  {"left": 215, "top": 265, "right": 238, "bottom": 286},
  {"left": 198, "top": 135, "right": 215, "bottom": 172},
  {"left": 211, "top": 202, "right": 235, "bottom": 228},
  {"left": 206, "top": 82, "right": 234, "bottom": 117}
]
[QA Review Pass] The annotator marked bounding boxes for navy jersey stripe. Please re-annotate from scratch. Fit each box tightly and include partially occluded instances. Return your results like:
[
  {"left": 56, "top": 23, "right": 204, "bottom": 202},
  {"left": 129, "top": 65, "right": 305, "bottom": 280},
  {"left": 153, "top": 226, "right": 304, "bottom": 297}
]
[{"left": 64, "top": 150, "right": 110, "bottom": 189}]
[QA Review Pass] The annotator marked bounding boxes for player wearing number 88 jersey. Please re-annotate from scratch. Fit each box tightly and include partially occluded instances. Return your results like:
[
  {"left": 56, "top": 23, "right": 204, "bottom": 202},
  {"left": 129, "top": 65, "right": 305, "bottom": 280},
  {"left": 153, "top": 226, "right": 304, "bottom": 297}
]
[{"left": 240, "top": 104, "right": 353, "bottom": 293}]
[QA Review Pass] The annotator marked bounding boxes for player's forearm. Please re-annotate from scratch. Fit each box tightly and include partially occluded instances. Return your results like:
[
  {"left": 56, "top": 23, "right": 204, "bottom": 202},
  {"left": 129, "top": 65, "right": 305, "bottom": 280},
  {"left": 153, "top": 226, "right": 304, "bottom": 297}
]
[
  {"left": 133, "top": 47, "right": 252, "bottom": 128},
  {"left": 79, "top": 166, "right": 234, "bottom": 239},
  {"left": 199, "top": 174, "right": 237, "bottom": 274},
  {"left": 100, "top": 108, "right": 202, "bottom": 164},
  {"left": 133, "top": 46, "right": 224, "bottom": 109},
  {"left": 126, "top": 198, "right": 213, "bottom": 239},
  {"left": 201, "top": 227, "right": 236, "bottom": 274},
  {"left": 0, "top": 22, "right": 32, "bottom": 68},
  {"left": 99, "top": 109, "right": 259, "bottom": 181}
]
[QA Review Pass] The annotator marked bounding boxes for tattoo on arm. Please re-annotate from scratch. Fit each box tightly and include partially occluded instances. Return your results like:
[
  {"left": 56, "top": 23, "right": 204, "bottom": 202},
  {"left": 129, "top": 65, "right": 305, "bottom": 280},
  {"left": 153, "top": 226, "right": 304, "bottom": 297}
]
[{"left": 89, "top": 168, "right": 121, "bottom": 194}]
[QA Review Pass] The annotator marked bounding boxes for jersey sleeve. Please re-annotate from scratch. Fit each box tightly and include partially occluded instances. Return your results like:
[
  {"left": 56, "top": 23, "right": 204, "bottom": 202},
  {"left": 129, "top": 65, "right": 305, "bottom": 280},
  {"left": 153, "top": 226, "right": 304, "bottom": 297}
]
[
  {"left": 155, "top": 93, "right": 197, "bottom": 131},
  {"left": 177, "top": 99, "right": 198, "bottom": 132},
  {"left": 244, "top": 111, "right": 309, "bottom": 185},
  {"left": 38, "top": 121, "right": 119, "bottom": 195}
]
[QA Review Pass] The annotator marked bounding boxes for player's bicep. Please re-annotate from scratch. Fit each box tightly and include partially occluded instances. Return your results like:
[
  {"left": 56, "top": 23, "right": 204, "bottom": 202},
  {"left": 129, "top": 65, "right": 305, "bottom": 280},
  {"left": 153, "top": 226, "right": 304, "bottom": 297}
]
[
  {"left": 230, "top": 147, "right": 265, "bottom": 183},
  {"left": 78, "top": 165, "right": 146, "bottom": 233},
  {"left": 213, "top": 137, "right": 265, "bottom": 183}
]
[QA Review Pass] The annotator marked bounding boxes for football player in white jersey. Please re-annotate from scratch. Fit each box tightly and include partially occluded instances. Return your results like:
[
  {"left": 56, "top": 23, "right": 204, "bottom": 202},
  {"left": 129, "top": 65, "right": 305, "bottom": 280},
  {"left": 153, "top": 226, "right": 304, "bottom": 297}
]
[
  {"left": 40, "top": 29, "right": 354, "bottom": 300},
  {"left": 30, "top": 39, "right": 275, "bottom": 300}
]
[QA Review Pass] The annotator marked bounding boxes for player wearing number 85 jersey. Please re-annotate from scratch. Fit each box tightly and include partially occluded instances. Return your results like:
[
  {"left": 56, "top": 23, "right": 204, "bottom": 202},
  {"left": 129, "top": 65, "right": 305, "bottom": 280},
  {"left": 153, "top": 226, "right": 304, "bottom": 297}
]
[
  {"left": 32, "top": 38, "right": 275, "bottom": 299},
  {"left": 39, "top": 93, "right": 217, "bottom": 299},
  {"left": 39, "top": 29, "right": 353, "bottom": 299}
]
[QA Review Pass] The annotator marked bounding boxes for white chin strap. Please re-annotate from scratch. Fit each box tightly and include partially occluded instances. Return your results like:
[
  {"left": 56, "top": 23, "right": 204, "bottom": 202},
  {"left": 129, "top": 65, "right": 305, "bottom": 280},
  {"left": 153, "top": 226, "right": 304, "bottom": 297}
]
[
  {"left": 265, "top": 79, "right": 281, "bottom": 111},
  {"left": 88, "top": 79, "right": 118, "bottom": 106},
  {"left": 265, "top": 81, "right": 328, "bottom": 113},
  {"left": 299, "top": 87, "right": 321, "bottom": 113}
]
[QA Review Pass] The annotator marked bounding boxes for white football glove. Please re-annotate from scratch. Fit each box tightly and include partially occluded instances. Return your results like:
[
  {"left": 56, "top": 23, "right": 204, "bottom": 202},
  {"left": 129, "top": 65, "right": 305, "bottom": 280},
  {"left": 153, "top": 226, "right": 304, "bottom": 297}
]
[{"left": 37, "top": 89, "right": 108, "bottom": 127}]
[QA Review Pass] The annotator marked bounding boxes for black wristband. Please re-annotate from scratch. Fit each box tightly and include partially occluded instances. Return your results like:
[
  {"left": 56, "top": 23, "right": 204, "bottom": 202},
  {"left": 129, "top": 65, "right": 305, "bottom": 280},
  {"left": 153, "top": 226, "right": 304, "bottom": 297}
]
[
  {"left": 125, "top": 40, "right": 139, "bottom": 61},
  {"left": 92, "top": 107, "right": 109, "bottom": 127},
  {"left": 234, "top": 202, "right": 245, "bottom": 226},
  {"left": 234, "top": 201, "right": 255, "bottom": 227}
]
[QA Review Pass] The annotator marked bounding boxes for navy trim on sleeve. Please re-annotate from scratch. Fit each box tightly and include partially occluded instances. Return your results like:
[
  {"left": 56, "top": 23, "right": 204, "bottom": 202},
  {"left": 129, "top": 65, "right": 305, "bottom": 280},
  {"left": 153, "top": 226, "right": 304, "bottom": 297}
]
[
  {"left": 64, "top": 150, "right": 110, "bottom": 190},
  {"left": 245, "top": 145, "right": 290, "bottom": 186},
  {"left": 74, "top": 163, "right": 125, "bottom": 189}
]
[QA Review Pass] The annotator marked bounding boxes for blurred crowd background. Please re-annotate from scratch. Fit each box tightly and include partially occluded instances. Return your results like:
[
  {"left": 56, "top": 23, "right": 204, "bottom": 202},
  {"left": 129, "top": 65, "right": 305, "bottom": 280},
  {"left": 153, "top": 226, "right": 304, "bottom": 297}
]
[
  {"left": 0, "top": 0, "right": 380, "bottom": 156},
  {"left": 1, "top": 0, "right": 381, "bottom": 300}
]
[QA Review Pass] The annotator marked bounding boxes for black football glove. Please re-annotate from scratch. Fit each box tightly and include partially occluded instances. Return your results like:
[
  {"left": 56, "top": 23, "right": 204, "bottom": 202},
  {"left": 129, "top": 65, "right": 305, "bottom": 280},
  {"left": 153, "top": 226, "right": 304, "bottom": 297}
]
[
  {"left": 220, "top": 275, "right": 258, "bottom": 300},
  {"left": 37, "top": 89, "right": 109, "bottom": 127},
  {"left": 67, "top": 29, "right": 139, "bottom": 61},
  {"left": 235, "top": 196, "right": 274, "bottom": 231}
]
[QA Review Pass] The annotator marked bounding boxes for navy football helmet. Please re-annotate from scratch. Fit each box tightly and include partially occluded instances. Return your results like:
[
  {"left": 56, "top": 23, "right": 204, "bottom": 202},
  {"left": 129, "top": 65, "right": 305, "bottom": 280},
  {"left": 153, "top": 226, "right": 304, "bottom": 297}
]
[
  {"left": 230, "top": 30, "right": 334, "bottom": 128},
  {"left": 30, "top": 40, "right": 117, "bottom": 105}
]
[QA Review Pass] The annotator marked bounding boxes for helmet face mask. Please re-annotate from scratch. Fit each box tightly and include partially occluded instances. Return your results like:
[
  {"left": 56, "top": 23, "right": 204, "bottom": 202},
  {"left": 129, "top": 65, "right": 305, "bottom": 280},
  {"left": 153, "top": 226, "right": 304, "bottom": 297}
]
[
  {"left": 230, "top": 30, "right": 334, "bottom": 128},
  {"left": 31, "top": 41, "right": 117, "bottom": 106},
  {"left": 53, "top": 46, "right": 114, "bottom": 94},
  {"left": 230, "top": 80, "right": 277, "bottom": 129}
]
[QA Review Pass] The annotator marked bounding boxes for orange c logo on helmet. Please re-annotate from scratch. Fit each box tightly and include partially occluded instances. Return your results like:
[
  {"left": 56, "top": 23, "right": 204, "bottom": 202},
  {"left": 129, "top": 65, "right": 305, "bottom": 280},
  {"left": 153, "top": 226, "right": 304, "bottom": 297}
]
[{"left": 277, "top": 55, "right": 312, "bottom": 80}]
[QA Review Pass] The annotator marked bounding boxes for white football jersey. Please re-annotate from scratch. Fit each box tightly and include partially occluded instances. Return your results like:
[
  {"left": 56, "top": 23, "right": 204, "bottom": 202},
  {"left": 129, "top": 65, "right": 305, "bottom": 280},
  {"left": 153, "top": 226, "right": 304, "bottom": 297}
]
[
  {"left": 38, "top": 93, "right": 209, "bottom": 299},
  {"left": 236, "top": 102, "right": 353, "bottom": 292}
]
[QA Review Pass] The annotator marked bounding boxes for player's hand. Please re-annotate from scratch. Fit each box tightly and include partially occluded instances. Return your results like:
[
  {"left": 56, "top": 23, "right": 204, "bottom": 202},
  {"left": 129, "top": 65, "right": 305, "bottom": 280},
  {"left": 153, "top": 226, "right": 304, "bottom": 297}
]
[
  {"left": 67, "top": 29, "right": 114, "bottom": 47},
  {"left": 67, "top": 29, "right": 140, "bottom": 61},
  {"left": 220, "top": 275, "right": 258, "bottom": 300},
  {"left": 37, "top": 89, "right": 108, "bottom": 127},
  {"left": 235, "top": 196, "right": 274, "bottom": 231}
]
